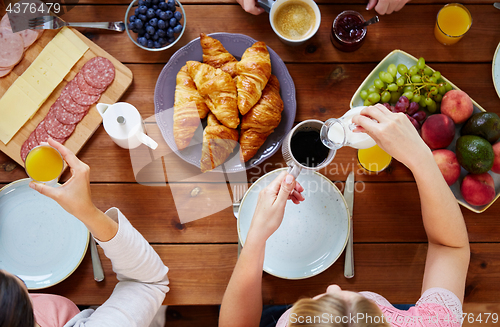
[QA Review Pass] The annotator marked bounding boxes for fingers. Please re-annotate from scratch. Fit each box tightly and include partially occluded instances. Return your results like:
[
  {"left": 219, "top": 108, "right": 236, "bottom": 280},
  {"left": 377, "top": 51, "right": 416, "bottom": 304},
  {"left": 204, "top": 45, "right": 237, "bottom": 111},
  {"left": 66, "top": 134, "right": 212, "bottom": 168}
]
[
  {"left": 394, "top": 0, "right": 407, "bottom": 12},
  {"left": 352, "top": 113, "right": 380, "bottom": 135},
  {"left": 242, "top": 0, "right": 265, "bottom": 15},
  {"left": 47, "top": 138, "right": 85, "bottom": 172},
  {"left": 247, "top": 5, "right": 265, "bottom": 15},
  {"left": 267, "top": 171, "right": 288, "bottom": 194},
  {"left": 375, "top": 0, "right": 390, "bottom": 14},
  {"left": 366, "top": 0, "right": 377, "bottom": 10},
  {"left": 276, "top": 174, "right": 296, "bottom": 204},
  {"left": 294, "top": 181, "right": 304, "bottom": 193},
  {"left": 29, "top": 181, "right": 59, "bottom": 200}
]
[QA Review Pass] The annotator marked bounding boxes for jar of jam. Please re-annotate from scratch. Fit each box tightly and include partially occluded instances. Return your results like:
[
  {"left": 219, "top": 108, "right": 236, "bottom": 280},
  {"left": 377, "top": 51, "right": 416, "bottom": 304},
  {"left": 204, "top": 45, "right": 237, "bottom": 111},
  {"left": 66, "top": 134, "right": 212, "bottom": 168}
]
[{"left": 331, "top": 10, "right": 366, "bottom": 52}]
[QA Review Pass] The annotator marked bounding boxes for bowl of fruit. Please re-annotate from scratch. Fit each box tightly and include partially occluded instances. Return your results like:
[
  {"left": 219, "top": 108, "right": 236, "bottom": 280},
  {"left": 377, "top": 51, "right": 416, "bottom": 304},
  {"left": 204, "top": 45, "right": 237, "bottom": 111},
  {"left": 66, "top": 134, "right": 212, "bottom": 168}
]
[{"left": 125, "top": 0, "right": 186, "bottom": 51}]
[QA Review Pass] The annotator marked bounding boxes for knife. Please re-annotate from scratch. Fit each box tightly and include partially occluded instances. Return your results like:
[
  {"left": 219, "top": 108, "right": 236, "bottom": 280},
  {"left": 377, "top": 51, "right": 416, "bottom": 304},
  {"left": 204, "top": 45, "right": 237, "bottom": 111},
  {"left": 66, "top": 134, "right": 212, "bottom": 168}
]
[
  {"left": 344, "top": 172, "right": 355, "bottom": 278},
  {"left": 495, "top": 2, "right": 500, "bottom": 10}
]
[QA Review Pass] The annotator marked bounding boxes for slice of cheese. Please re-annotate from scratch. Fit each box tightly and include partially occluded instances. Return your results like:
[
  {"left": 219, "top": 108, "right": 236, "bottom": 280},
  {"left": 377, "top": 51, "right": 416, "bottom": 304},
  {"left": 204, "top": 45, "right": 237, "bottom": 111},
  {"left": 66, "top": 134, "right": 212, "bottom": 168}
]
[
  {"left": 52, "top": 32, "right": 85, "bottom": 62},
  {"left": 21, "top": 66, "right": 54, "bottom": 101},
  {"left": 0, "top": 85, "right": 38, "bottom": 144},
  {"left": 32, "top": 60, "right": 64, "bottom": 87},
  {"left": 60, "top": 27, "right": 89, "bottom": 53},
  {"left": 15, "top": 78, "right": 45, "bottom": 107},
  {"left": 38, "top": 47, "right": 71, "bottom": 79},
  {"left": 43, "top": 42, "right": 73, "bottom": 71}
]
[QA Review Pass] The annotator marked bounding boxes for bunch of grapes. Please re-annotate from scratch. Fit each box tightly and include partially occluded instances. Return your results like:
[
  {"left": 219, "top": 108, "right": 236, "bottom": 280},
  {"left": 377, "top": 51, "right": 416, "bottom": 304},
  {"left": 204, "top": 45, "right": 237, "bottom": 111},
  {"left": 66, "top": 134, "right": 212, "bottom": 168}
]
[
  {"left": 360, "top": 57, "right": 453, "bottom": 113},
  {"left": 382, "top": 95, "right": 426, "bottom": 131}
]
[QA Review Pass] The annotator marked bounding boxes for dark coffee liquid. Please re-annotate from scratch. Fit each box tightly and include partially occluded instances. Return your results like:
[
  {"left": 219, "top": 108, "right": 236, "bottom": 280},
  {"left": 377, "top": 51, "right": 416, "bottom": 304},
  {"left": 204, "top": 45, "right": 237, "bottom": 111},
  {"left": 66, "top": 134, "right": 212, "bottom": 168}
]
[{"left": 290, "top": 130, "right": 330, "bottom": 167}]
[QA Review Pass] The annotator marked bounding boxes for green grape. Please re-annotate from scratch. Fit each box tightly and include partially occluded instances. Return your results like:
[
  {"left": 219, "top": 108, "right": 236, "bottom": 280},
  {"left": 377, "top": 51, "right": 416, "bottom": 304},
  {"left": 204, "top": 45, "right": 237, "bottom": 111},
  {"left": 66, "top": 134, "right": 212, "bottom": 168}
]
[
  {"left": 423, "top": 67, "right": 433, "bottom": 76},
  {"left": 427, "top": 101, "right": 437, "bottom": 113},
  {"left": 368, "top": 85, "right": 380, "bottom": 94},
  {"left": 374, "top": 79, "right": 385, "bottom": 89},
  {"left": 379, "top": 71, "right": 385, "bottom": 80},
  {"left": 417, "top": 57, "right": 425, "bottom": 70},
  {"left": 434, "top": 94, "right": 443, "bottom": 102},
  {"left": 396, "top": 77, "right": 405, "bottom": 87},
  {"left": 411, "top": 75, "right": 422, "bottom": 83},
  {"left": 360, "top": 90, "right": 368, "bottom": 100},
  {"left": 364, "top": 99, "right": 372, "bottom": 106},
  {"left": 381, "top": 91, "right": 391, "bottom": 103},
  {"left": 419, "top": 98, "right": 427, "bottom": 108},
  {"left": 387, "top": 83, "right": 398, "bottom": 92},
  {"left": 397, "top": 64, "right": 408, "bottom": 75},
  {"left": 367, "top": 92, "right": 381, "bottom": 104},
  {"left": 380, "top": 72, "right": 394, "bottom": 84},
  {"left": 429, "top": 77, "right": 438, "bottom": 84},
  {"left": 438, "top": 86, "right": 446, "bottom": 95},
  {"left": 412, "top": 94, "right": 422, "bottom": 103},
  {"left": 444, "top": 82, "right": 453, "bottom": 91},
  {"left": 432, "top": 71, "right": 441, "bottom": 80},
  {"left": 403, "top": 85, "right": 414, "bottom": 93},
  {"left": 409, "top": 65, "right": 419, "bottom": 76},
  {"left": 390, "top": 91, "right": 401, "bottom": 103},
  {"left": 387, "top": 64, "right": 397, "bottom": 77},
  {"left": 424, "top": 97, "right": 435, "bottom": 106},
  {"left": 402, "top": 91, "right": 413, "bottom": 100},
  {"left": 430, "top": 87, "right": 438, "bottom": 95}
]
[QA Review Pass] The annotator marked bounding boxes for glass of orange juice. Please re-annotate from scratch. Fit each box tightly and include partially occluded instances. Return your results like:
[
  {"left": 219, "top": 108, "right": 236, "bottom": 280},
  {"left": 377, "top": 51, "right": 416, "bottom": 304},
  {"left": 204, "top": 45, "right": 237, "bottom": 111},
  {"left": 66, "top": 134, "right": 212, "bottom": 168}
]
[
  {"left": 434, "top": 3, "right": 472, "bottom": 45},
  {"left": 25, "top": 145, "right": 64, "bottom": 185},
  {"left": 357, "top": 145, "right": 392, "bottom": 174}
]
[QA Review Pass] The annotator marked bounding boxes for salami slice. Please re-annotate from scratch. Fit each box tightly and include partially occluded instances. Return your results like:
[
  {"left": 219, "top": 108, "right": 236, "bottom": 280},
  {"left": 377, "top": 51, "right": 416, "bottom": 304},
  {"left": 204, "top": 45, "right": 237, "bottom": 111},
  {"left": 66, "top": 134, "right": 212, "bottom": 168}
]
[
  {"left": 76, "top": 72, "right": 104, "bottom": 96},
  {"left": 0, "top": 27, "right": 24, "bottom": 68},
  {"left": 35, "top": 119, "right": 67, "bottom": 144},
  {"left": 82, "top": 57, "right": 115, "bottom": 89},
  {"left": 55, "top": 100, "right": 88, "bottom": 125},
  {"left": 59, "top": 86, "right": 90, "bottom": 114},
  {"left": 20, "top": 132, "right": 38, "bottom": 162},
  {"left": 45, "top": 109, "right": 76, "bottom": 139},
  {"left": 67, "top": 79, "right": 100, "bottom": 106}
]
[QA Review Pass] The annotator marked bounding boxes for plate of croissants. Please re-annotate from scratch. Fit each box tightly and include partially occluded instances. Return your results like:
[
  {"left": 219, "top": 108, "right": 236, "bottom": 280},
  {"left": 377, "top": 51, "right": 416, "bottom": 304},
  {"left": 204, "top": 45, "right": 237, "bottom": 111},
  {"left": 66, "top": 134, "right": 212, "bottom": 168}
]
[{"left": 154, "top": 33, "right": 296, "bottom": 173}]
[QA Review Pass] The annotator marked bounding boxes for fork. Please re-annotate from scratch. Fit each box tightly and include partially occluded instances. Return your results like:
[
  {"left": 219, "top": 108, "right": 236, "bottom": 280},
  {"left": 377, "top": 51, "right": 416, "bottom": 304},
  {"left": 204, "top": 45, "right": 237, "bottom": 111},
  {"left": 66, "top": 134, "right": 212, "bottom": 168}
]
[
  {"left": 29, "top": 16, "right": 125, "bottom": 32},
  {"left": 232, "top": 184, "right": 246, "bottom": 219}
]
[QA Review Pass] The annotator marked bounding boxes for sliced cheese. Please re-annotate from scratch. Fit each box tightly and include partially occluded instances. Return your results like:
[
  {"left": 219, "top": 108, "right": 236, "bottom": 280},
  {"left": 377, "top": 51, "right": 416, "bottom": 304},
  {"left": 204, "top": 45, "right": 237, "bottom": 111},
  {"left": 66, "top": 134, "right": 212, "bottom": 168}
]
[
  {"left": 0, "top": 85, "right": 38, "bottom": 144},
  {"left": 52, "top": 32, "right": 85, "bottom": 62},
  {"left": 43, "top": 42, "right": 73, "bottom": 71},
  {"left": 38, "top": 46, "right": 71, "bottom": 78},
  {"left": 60, "top": 27, "right": 89, "bottom": 54},
  {"left": 21, "top": 66, "right": 54, "bottom": 101},
  {"left": 15, "top": 78, "right": 45, "bottom": 107},
  {"left": 33, "top": 60, "right": 64, "bottom": 87}
]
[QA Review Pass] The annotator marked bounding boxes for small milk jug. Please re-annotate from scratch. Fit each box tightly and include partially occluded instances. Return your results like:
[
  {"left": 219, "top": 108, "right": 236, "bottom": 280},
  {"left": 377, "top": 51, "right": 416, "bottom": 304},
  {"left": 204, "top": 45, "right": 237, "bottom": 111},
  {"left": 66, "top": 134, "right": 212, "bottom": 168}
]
[
  {"left": 96, "top": 102, "right": 158, "bottom": 150},
  {"left": 320, "top": 106, "right": 376, "bottom": 150}
]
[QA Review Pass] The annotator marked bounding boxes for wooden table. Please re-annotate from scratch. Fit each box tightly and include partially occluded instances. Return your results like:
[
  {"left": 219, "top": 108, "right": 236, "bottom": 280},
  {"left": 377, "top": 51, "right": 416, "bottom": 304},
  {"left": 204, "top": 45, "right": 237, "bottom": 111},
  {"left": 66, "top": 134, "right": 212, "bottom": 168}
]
[{"left": 1, "top": 0, "right": 500, "bottom": 311}]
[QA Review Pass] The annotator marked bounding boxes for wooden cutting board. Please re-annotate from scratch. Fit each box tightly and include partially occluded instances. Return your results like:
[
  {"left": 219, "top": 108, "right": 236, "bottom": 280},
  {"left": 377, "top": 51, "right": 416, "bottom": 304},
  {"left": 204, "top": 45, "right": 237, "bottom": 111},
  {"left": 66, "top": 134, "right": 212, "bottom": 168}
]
[{"left": 0, "top": 28, "right": 133, "bottom": 167}]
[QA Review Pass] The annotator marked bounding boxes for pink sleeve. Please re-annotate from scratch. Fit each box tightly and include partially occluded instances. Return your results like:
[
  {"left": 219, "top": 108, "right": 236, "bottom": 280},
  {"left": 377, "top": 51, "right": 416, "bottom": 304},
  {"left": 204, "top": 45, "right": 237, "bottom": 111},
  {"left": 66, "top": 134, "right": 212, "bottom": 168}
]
[
  {"left": 30, "top": 293, "right": 80, "bottom": 327},
  {"left": 415, "top": 287, "right": 463, "bottom": 324}
]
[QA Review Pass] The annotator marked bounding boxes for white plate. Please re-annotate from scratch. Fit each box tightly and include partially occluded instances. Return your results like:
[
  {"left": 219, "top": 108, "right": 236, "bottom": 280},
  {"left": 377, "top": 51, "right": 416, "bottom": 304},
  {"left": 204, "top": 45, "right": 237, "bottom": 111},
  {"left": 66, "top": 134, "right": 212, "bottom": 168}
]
[
  {"left": 237, "top": 168, "right": 349, "bottom": 279},
  {"left": 0, "top": 179, "right": 89, "bottom": 289},
  {"left": 350, "top": 49, "right": 500, "bottom": 213},
  {"left": 493, "top": 42, "right": 500, "bottom": 99}
]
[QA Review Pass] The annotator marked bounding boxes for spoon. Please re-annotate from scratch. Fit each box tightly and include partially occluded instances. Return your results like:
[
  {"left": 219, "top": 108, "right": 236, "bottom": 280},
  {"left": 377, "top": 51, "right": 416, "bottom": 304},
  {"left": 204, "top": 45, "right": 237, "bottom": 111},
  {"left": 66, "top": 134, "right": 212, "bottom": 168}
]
[
  {"left": 494, "top": 3, "right": 500, "bottom": 10},
  {"left": 363, "top": 15, "right": 380, "bottom": 27}
]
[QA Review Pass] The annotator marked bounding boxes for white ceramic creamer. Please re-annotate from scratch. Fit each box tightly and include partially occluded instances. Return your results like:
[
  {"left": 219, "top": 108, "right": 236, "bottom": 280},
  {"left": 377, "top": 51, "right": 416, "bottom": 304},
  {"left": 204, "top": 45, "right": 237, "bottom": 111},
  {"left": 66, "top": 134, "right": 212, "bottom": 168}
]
[
  {"left": 320, "top": 106, "right": 376, "bottom": 150},
  {"left": 96, "top": 102, "right": 158, "bottom": 150}
]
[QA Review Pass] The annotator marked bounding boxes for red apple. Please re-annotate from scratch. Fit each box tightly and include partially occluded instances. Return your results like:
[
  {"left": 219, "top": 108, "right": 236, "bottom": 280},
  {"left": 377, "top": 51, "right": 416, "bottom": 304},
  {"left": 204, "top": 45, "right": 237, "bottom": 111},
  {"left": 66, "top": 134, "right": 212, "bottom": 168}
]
[
  {"left": 433, "top": 149, "right": 461, "bottom": 186},
  {"left": 421, "top": 114, "right": 456, "bottom": 150},
  {"left": 461, "top": 172, "right": 496, "bottom": 206},
  {"left": 441, "top": 90, "right": 473, "bottom": 124},
  {"left": 492, "top": 142, "right": 500, "bottom": 174}
]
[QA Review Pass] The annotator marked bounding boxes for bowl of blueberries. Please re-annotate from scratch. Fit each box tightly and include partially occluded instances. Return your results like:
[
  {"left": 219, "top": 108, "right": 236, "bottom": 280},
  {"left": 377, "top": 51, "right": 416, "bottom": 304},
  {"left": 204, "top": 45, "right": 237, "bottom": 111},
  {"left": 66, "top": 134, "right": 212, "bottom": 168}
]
[{"left": 125, "top": 0, "right": 186, "bottom": 51}]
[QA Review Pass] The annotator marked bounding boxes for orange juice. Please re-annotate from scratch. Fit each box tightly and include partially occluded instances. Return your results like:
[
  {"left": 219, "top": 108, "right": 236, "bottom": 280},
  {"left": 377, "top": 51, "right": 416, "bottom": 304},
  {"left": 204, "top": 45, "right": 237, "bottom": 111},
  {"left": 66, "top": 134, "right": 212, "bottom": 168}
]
[
  {"left": 357, "top": 145, "right": 392, "bottom": 174},
  {"left": 25, "top": 146, "right": 64, "bottom": 182},
  {"left": 434, "top": 4, "right": 472, "bottom": 45}
]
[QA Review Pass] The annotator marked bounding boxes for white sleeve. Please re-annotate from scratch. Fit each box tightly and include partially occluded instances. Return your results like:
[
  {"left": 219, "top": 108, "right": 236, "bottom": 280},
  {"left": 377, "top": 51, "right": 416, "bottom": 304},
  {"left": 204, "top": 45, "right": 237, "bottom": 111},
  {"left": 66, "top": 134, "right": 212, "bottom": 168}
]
[{"left": 65, "top": 207, "right": 170, "bottom": 327}]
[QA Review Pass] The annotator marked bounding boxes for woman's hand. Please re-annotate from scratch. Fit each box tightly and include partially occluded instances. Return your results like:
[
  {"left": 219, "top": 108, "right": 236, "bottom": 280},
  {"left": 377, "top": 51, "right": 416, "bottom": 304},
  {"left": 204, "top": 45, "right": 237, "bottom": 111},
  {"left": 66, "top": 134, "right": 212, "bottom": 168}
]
[
  {"left": 246, "top": 172, "right": 304, "bottom": 244},
  {"left": 366, "top": 0, "right": 410, "bottom": 15},
  {"left": 352, "top": 104, "right": 432, "bottom": 170},
  {"left": 29, "top": 138, "right": 97, "bottom": 220},
  {"left": 237, "top": 0, "right": 265, "bottom": 15}
]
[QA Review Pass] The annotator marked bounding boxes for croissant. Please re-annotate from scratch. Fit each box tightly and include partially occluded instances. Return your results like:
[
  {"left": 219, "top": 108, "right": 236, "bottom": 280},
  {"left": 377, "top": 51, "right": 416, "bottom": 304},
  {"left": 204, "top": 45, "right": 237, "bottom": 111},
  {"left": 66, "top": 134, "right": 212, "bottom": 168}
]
[
  {"left": 235, "top": 41, "right": 271, "bottom": 115},
  {"left": 200, "top": 33, "right": 238, "bottom": 78},
  {"left": 186, "top": 61, "right": 240, "bottom": 129},
  {"left": 240, "top": 75, "right": 283, "bottom": 162},
  {"left": 200, "top": 113, "right": 239, "bottom": 173},
  {"left": 173, "top": 65, "right": 210, "bottom": 150}
]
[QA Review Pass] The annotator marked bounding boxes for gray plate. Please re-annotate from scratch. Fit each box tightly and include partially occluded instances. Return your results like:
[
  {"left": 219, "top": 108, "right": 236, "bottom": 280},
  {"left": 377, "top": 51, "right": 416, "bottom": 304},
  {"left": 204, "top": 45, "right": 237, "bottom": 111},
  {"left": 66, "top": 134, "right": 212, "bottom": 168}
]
[{"left": 154, "top": 33, "right": 296, "bottom": 173}]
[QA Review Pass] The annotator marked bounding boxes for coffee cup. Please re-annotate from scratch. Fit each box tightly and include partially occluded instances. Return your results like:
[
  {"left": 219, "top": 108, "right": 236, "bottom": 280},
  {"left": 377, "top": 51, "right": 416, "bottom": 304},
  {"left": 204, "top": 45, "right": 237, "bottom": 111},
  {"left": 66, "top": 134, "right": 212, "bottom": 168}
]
[
  {"left": 257, "top": 0, "right": 321, "bottom": 46},
  {"left": 282, "top": 119, "right": 336, "bottom": 178}
]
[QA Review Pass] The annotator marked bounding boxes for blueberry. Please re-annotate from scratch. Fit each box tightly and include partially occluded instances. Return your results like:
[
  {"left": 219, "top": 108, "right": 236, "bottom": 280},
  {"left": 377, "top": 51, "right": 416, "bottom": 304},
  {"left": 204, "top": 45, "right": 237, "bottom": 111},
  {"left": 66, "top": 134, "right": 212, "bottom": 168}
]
[
  {"left": 166, "top": 27, "right": 174, "bottom": 38},
  {"left": 145, "top": 33, "right": 151, "bottom": 39},
  {"left": 159, "top": 11, "right": 167, "bottom": 21},
  {"left": 134, "top": 19, "right": 143, "bottom": 29},
  {"left": 154, "top": 41, "right": 162, "bottom": 48},
  {"left": 158, "top": 37, "right": 167, "bottom": 45},
  {"left": 165, "top": 10, "right": 173, "bottom": 20},
  {"left": 138, "top": 36, "right": 147, "bottom": 46},
  {"left": 157, "top": 29, "right": 166, "bottom": 37},
  {"left": 132, "top": 28, "right": 138, "bottom": 34},
  {"left": 129, "top": 15, "right": 136, "bottom": 23},
  {"left": 138, "top": 0, "right": 146, "bottom": 6},
  {"left": 146, "top": 8, "right": 156, "bottom": 18},
  {"left": 144, "top": 0, "right": 152, "bottom": 7},
  {"left": 152, "top": 5, "right": 158, "bottom": 10},
  {"left": 134, "top": 8, "right": 140, "bottom": 15},
  {"left": 155, "top": 9, "right": 163, "bottom": 17},
  {"left": 138, "top": 14, "right": 147, "bottom": 22},
  {"left": 152, "top": 31, "right": 160, "bottom": 40},
  {"left": 128, "top": 21, "right": 136, "bottom": 30},
  {"left": 174, "top": 11, "right": 182, "bottom": 20},
  {"left": 152, "top": 0, "right": 159, "bottom": 4},
  {"left": 173, "top": 23, "right": 182, "bottom": 34},
  {"left": 159, "top": 1, "right": 167, "bottom": 10},
  {"left": 169, "top": 17, "right": 177, "bottom": 27},
  {"left": 149, "top": 18, "right": 158, "bottom": 27},
  {"left": 138, "top": 5, "right": 148, "bottom": 14},
  {"left": 167, "top": 36, "right": 175, "bottom": 44},
  {"left": 157, "top": 19, "right": 166, "bottom": 29},
  {"left": 167, "top": 0, "right": 175, "bottom": 11},
  {"left": 147, "top": 40, "right": 154, "bottom": 48},
  {"left": 146, "top": 25, "right": 155, "bottom": 35},
  {"left": 137, "top": 28, "right": 146, "bottom": 36}
]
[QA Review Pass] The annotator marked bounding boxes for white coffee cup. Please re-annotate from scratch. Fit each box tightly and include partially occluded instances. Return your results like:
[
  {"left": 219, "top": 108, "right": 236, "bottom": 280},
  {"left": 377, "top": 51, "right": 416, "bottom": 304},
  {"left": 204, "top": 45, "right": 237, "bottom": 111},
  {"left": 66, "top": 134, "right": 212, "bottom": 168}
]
[{"left": 258, "top": 0, "right": 321, "bottom": 46}]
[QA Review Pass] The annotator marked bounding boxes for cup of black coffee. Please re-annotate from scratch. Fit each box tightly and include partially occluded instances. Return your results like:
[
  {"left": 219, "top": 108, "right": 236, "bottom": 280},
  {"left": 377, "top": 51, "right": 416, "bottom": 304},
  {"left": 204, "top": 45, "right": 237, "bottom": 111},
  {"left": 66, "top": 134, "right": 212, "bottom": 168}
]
[{"left": 282, "top": 120, "right": 336, "bottom": 178}]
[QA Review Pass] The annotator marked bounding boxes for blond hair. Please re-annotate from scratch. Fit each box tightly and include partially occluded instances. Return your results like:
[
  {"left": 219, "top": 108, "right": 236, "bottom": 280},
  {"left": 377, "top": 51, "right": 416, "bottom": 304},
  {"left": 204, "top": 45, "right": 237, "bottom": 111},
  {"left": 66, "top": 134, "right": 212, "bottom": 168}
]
[{"left": 288, "top": 294, "right": 390, "bottom": 327}]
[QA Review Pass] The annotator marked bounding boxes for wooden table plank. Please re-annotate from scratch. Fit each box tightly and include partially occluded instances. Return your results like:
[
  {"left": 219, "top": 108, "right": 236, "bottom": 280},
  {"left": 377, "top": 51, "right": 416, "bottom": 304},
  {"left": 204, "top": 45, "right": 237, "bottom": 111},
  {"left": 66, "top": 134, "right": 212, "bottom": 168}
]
[
  {"left": 32, "top": 243, "right": 500, "bottom": 305},
  {"left": 59, "top": 5, "right": 499, "bottom": 64}
]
